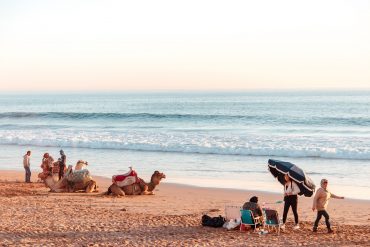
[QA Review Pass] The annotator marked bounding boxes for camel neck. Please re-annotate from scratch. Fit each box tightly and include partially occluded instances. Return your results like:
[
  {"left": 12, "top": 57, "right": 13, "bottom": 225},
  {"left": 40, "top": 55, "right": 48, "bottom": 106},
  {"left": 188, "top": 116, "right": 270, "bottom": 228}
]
[{"left": 147, "top": 182, "right": 156, "bottom": 192}]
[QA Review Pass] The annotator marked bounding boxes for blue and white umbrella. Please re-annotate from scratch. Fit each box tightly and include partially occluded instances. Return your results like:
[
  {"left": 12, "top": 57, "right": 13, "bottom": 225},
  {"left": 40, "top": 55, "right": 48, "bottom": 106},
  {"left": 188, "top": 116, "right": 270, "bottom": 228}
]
[{"left": 268, "top": 159, "right": 316, "bottom": 197}]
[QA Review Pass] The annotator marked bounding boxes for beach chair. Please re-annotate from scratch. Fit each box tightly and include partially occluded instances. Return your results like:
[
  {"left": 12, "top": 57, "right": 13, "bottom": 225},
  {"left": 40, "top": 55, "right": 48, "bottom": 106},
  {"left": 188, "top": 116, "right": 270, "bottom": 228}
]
[
  {"left": 240, "top": 210, "right": 260, "bottom": 232},
  {"left": 224, "top": 205, "right": 242, "bottom": 221},
  {"left": 263, "top": 208, "right": 283, "bottom": 235}
]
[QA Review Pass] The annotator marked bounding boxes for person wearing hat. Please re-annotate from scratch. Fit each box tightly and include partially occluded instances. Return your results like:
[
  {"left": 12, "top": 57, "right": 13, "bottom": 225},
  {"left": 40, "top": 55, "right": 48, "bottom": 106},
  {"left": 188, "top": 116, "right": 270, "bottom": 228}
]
[
  {"left": 312, "top": 178, "right": 344, "bottom": 233},
  {"left": 58, "top": 149, "right": 66, "bottom": 180}
]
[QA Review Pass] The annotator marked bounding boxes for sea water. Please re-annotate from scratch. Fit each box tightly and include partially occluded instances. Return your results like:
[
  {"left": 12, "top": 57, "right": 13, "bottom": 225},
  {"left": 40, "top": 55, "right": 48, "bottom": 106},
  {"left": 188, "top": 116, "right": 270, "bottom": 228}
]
[{"left": 0, "top": 91, "right": 369, "bottom": 200}]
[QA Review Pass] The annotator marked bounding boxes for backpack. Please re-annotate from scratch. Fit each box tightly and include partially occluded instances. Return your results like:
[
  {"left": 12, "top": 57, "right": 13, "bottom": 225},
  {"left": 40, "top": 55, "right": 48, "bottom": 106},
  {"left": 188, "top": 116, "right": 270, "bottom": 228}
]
[{"left": 201, "top": 214, "right": 226, "bottom": 228}]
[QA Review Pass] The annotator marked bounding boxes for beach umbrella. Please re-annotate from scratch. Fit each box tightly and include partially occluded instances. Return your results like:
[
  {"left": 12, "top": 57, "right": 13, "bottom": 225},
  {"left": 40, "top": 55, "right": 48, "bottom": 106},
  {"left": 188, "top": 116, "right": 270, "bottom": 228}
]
[{"left": 268, "top": 159, "right": 316, "bottom": 197}]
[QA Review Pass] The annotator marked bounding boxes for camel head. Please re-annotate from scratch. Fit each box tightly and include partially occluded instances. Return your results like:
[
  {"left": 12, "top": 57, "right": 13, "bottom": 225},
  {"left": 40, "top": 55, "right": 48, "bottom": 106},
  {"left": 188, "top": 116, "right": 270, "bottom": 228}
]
[
  {"left": 150, "top": 171, "right": 166, "bottom": 186},
  {"left": 76, "top": 160, "right": 88, "bottom": 165}
]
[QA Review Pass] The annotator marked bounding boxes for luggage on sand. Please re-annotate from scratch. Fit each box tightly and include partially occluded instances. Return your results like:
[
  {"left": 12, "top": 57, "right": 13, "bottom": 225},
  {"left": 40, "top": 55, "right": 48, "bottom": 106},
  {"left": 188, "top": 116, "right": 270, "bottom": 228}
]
[{"left": 201, "top": 215, "right": 226, "bottom": 228}]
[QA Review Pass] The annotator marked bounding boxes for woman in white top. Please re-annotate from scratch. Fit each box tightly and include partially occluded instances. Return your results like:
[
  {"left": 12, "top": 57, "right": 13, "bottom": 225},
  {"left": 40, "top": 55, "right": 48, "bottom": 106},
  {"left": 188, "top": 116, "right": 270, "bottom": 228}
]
[{"left": 282, "top": 174, "right": 300, "bottom": 230}]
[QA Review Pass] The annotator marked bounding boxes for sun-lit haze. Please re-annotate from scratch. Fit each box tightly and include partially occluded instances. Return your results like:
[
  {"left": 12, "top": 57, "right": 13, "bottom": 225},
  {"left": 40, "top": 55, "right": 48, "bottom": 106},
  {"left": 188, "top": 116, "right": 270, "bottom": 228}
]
[{"left": 0, "top": 0, "right": 369, "bottom": 92}]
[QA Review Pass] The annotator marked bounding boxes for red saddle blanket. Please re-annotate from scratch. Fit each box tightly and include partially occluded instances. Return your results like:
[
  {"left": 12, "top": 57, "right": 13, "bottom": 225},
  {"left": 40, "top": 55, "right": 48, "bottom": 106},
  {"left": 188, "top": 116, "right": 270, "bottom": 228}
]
[{"left": 112, "top": 167, "right": 139, "bottom": 187}]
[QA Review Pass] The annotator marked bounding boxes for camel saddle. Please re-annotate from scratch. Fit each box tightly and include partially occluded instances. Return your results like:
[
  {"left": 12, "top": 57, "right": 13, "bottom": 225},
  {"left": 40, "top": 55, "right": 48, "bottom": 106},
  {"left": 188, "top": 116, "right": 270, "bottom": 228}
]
[
  {"left": 112, "top": 167, "right": 140, "bottom": 187},
  {"left": 66, "top": 169, "right": 92, "bottom": 184}
]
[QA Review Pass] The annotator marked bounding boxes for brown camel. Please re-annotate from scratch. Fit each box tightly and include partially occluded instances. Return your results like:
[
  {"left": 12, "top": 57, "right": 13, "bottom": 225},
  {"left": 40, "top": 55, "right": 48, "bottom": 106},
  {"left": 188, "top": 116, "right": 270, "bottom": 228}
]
[
  {"left": 44, "top": 175, "right": 98, "bottom": 193},
  {"left": 44, "top": 166, "right": 98, "bottom": 193},
  {"left": 107, "top": 171, "right": 166, "bottom": 196}
]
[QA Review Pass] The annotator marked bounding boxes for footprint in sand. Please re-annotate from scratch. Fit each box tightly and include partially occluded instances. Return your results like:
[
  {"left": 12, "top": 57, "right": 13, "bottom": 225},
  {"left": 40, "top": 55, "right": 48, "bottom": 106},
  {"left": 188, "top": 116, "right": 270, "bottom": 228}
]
[{"left": 209, "top": 208, "right": 220, "bottom": 212}]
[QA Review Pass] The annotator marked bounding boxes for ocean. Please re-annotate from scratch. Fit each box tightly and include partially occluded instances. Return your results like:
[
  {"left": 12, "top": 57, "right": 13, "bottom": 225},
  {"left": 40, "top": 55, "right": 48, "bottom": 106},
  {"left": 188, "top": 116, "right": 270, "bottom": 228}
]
[{"left": 0, "top": 91, "right": 369, "bottom": 199}]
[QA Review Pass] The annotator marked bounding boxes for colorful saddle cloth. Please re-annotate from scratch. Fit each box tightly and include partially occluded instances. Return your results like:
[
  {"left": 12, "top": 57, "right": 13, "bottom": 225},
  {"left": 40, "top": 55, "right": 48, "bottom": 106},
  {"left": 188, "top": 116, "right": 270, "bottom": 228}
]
[
  {"left": 112, "top": 167, "right": 139, "bottom": 187},
  {"left": 66, "top": 169, "right": 92, "bottom": 184}
]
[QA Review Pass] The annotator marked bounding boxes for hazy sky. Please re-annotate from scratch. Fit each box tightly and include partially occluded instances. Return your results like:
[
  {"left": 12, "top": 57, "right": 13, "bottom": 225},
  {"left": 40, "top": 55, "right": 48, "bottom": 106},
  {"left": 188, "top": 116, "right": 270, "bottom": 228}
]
[{"left": 0, "top": 0, "right": 369, "bottom": 92}]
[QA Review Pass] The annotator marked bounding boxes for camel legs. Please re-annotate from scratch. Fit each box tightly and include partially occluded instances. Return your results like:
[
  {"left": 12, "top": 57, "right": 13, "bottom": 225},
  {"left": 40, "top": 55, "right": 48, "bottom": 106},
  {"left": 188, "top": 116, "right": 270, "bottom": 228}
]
[
  {"left": 141, "top": 190, "right": 154, "bottom": 195},
  {"left": 85, "top": 180, "right": 98, "bottom": 193},
  {"left": 108, "top": 184, "right": 125, "bottom": 196},
  {"left": 51, "top": 188, "right": 68, "bottom": 193},
  {"left": 140, "top": 184, "right": 153, "bottom": 195}
]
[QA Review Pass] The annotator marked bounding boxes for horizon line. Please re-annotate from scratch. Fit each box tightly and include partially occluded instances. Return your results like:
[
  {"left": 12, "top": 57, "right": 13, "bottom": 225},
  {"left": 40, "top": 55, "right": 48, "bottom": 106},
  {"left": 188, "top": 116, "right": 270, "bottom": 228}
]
[{"left": 1, "top": 88, "right": 370, "bottom": 95}]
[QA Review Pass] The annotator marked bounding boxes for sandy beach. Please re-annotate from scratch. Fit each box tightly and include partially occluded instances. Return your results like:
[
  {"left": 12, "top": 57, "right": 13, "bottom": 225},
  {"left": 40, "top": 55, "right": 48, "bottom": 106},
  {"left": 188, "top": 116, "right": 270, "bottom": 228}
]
[{"left": 0, "top": 170, "right": 369, "bottom": 246}]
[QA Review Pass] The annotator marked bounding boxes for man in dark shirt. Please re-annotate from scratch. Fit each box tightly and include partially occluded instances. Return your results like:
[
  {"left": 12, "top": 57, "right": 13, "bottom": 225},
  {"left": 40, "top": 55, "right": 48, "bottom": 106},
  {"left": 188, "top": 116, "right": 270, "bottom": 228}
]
[{"left": 59, "top": 149, "right": 66, "bottom": 180}]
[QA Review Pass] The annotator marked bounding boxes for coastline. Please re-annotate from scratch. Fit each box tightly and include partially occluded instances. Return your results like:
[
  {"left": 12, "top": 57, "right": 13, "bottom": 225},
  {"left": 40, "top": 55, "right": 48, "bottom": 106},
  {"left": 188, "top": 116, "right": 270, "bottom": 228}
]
[
  {"left": 1, "top": 142, "right": 369, "bottom": 200},
  {"left": 2, "top": 168, "right": 369, "bottom": 202}
]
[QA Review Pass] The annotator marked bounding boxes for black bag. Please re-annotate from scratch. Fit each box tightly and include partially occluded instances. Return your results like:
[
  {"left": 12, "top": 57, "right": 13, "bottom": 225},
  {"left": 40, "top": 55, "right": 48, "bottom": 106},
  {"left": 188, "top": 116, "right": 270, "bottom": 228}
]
[{"left": 201, "top": 214, "right": 225, "bottom": 227}]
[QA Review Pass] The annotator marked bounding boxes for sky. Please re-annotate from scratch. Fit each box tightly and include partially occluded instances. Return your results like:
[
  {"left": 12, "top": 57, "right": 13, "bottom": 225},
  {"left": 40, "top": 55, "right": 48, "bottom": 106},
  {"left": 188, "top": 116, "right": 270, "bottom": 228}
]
[{"left": 0, "top": 0, "right": 369, "bottom": 92}]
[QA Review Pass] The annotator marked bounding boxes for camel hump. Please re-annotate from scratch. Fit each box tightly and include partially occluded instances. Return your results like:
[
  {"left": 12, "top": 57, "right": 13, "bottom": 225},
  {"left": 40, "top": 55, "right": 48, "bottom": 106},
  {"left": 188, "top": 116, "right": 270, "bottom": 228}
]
[
  {"left": 112, "top": 168, "right": 139, "bottom": 187},
  {"left": 67, "top": 169, "right": 92, "bottom": 183}
]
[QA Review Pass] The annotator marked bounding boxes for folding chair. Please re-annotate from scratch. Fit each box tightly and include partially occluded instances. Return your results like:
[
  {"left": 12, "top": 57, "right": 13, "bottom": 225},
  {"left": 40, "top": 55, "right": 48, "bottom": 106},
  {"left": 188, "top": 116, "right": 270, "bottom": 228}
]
[
  {"left": 240, "top": 209, "right": 261, "bottom": 232},
  {"left": 263, "top": 208, "right": 283, "bottom": 235},
  {"left": 224, "top": 205, "right": 241, "bottom": 221}
]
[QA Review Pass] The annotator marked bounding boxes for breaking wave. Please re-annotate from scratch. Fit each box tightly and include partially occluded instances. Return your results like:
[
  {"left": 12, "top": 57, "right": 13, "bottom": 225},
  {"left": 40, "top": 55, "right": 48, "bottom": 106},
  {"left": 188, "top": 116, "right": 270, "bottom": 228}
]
[
  {"left": 0, "top": 112, "right": 370, "bottom": 126},
  {"left": 0, "top": 130, "right": 369, "bottom": 160}
]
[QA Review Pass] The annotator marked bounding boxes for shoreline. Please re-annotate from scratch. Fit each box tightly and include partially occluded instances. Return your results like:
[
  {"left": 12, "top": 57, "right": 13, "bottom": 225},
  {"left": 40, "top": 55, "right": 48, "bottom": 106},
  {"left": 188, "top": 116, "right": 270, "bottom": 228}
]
[
  {"left": 0, "top": 169, "right": 370, "bottom": 204},
  {"left": 2, "top": 168, "right": 369, "bottom": 202},
  {"left": 1, "top": 143, "right": 369, "bottom": 200}
]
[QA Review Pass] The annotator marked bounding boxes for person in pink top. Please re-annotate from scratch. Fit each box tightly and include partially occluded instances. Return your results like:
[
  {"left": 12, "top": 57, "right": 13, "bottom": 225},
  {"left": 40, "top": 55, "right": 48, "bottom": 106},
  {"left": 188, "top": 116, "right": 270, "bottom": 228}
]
[{"left": 312, "top": 178, "right": 344, "bottom": 233}]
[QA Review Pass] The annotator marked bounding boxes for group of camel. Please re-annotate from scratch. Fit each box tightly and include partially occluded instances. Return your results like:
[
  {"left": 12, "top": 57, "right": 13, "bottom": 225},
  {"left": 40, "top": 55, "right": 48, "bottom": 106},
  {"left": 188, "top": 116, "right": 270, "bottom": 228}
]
[{"left": 40, "top": 160, "right": 166, "bottom": 196}]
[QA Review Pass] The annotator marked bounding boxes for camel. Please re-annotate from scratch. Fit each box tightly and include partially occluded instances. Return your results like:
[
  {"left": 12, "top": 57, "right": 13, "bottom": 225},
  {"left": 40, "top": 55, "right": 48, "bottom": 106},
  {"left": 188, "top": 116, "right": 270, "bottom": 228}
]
[
  {"left": 75, "top": 160, "right": 88, "bottom": 171},
  {"left": 44, "top": 166, "right": 98, "bottom": 193},
  {"left": 107, "top": 171, "right": 166, "bottom": 196}
]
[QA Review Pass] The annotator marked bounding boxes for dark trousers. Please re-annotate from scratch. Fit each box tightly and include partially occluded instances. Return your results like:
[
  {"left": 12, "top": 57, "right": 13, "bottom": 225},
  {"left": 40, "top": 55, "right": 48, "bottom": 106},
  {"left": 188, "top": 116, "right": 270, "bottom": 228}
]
[
  {"left": 314, "top": 210, "right": 331, "bottom": 230},
  {"left": 59, "top": 166, "right": 65, "bottom": 180},
  {"left": 24, "top": 166, "right": 31, "bottom": 182},
  {"left": 283, "top": 195, "right": 298, "bottom": 224}
]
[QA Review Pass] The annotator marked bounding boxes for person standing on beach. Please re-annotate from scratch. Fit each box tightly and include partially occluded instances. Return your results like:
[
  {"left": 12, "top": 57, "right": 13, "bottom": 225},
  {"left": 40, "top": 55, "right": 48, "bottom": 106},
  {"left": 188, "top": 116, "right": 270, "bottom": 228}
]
[
  {"left": 312, "top": 178, "right": 344, "bottom": 233},
  {"left": 23, "top": 150, "right": 31, "bottom": 183},
  {"left": 58, "top": 149, "right": 66, "bottom": 180},
  {"left": 282, "top": 174, "right": 300, "bottom": 230}
]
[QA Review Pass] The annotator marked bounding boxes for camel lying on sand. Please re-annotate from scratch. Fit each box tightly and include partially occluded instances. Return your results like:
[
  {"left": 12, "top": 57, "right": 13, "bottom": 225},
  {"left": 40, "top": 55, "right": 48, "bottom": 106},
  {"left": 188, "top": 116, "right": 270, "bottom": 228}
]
[
  {"left": 107, "top": 171, "right": 166, "bottom": 196},
  {"left": 44, "top": 166, "right": 98, "bottom": 193}
]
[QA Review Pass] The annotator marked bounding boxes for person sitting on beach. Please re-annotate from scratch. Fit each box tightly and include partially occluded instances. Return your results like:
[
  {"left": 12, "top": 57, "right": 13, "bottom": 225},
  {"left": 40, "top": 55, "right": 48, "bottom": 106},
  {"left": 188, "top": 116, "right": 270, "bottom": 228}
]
[
  {"left": 38, "top": 153, "right": 54, "bottom": 181},
  {"left": 312, "top": 178, "right": 344, "bottom": 233},
  {"left": 242, "top": 196, "right": 263, "bottom": 227}
]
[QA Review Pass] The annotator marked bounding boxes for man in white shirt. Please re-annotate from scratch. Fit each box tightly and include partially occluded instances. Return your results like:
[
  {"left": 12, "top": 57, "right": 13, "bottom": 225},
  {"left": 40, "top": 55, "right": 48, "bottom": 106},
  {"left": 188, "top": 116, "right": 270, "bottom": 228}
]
[{"left": 23, "top": 150, "right": 31, "bottom": 183}]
